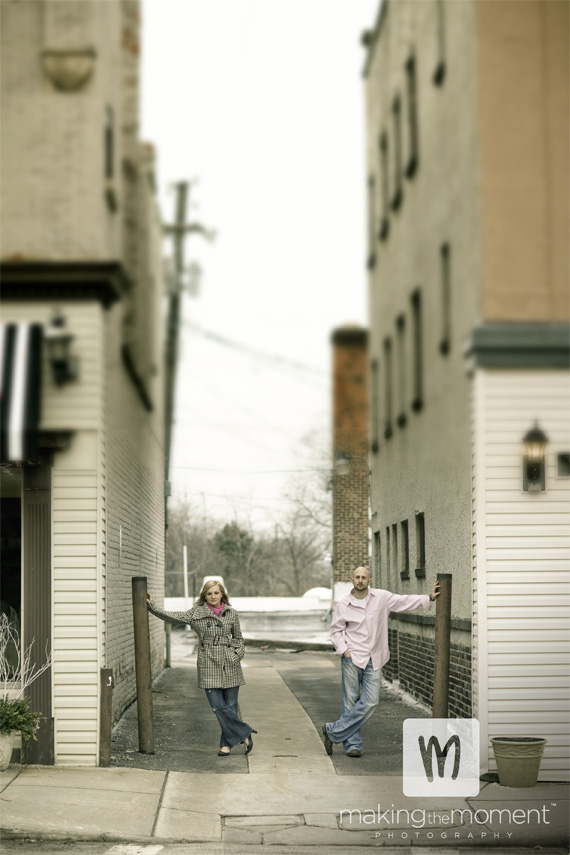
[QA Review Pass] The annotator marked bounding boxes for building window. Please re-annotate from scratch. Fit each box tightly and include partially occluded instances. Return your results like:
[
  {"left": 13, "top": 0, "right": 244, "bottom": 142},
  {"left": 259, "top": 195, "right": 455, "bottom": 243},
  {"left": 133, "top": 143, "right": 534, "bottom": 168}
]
[
  {"left": 439, "top": 243, "right": 451, "bottom": 355},
  {"left": 433, "top": 0, "right": 446, "bottom": 86},
  {"left": 105, "top": 105, "right": 114, "bottom": 179},
  {"left": 411, "top": 289, "right": 423, "bottom": 412},
  {"left": 390, "top": 96, "right": 403, "bottom": 211},
  {"left": 391, "top": 523, "right": 398, "bottom": 581},
  {"left": 396, "top": 315, "right": 407, "bottom": 427},
  {"left": 367, "top": 176, "right": 377, "bottom": 269},
  {"left": 404, "top": 56, "right": 419, "bottom": 179},
  {"left": 374, "top": 530, "right": 381, "bottom": 586},
  {"left": 379, "top": 133, "right": 390, "bottom": 241},
  {"left": 415, "top": 512, "right": 426, "bottom": 577},
  {"left": 104, "top": 105, "right": 117, "bottom": 212},
  {"left": 558, "top": 453, "right": 570, "bottom": 478},
  {"left": 371, "top": 359, "right": 380, "bottom": 453},
  {"left": 386, "top": 526, "right": 391, "bottom": 587},
  {"left": 383, "top": 338, "right": 393, "bottom": 438},
  {"left": 400, "top": 520, "right": 410, "bottom": 579}
]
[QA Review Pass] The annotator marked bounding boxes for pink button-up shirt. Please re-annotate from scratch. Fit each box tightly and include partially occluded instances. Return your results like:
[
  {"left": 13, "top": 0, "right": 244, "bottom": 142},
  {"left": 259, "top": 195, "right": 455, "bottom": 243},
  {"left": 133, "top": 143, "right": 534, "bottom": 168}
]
[{"left": 330, "top": 587, "right": 431, "bottom": 670}]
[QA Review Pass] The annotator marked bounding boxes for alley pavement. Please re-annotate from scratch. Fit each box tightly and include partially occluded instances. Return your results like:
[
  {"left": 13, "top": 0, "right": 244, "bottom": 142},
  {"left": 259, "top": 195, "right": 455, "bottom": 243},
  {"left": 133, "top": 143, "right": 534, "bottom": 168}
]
[{"left": 1, "top": 630, "right": 568, "bottom": 851}]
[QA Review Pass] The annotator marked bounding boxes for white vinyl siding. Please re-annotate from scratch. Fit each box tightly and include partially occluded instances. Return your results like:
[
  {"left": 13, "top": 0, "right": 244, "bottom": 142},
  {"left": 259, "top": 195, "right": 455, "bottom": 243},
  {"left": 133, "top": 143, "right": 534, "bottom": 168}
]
[
  {"left": 474, "top": 369, "right": 570, "bottom": 780},
  {"left": 2, "top": 302, "right": 104, "bottom": 764},
  {"left": 52, "top": 468, "right": 100, "bottom": 764}
]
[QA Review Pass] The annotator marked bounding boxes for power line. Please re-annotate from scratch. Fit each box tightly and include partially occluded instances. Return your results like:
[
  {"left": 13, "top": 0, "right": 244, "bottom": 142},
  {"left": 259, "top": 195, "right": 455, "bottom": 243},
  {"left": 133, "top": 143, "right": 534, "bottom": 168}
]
[
  {"left": 184, "top": 320, "right": 327, "bottom": 376},
  {"left": 182, "top": 320, "right": 328, "bottom": 389}
]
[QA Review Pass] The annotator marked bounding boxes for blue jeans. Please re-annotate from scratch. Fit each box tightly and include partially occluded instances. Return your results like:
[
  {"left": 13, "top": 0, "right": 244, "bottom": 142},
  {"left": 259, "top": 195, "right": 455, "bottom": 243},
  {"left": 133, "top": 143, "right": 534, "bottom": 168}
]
[
  {"left": 326, "top": 657, "right": 382, "bottom": 753},
  {"left": 205, "top": 686, "right": 254, "bottom": 749}
]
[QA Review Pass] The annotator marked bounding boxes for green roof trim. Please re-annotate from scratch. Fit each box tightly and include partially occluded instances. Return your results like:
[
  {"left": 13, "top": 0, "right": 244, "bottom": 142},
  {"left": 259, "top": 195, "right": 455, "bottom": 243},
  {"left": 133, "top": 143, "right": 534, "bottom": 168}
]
[{"left": 465, "top": 323, "right": 570, "bottom": 369}]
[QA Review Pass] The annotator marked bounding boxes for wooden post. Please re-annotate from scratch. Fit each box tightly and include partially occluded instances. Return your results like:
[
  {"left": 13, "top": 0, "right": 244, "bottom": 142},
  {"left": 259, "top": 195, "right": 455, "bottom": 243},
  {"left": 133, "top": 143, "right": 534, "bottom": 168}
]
[
  {"left": 99, "top": 668, "right": 113, "bottom": 766},
  {"left": 131, "top": 576, "right": 154, "bottom": 754},
  {"left": 432, "top": 573, "right": 452, "bottom": 718}
]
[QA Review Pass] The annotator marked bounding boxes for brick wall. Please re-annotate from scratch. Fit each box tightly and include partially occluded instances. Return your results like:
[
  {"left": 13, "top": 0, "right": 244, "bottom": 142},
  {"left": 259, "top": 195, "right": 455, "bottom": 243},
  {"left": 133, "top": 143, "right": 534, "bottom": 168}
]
[
  {"left": 331, "top": 326, "right": 369, "bottom": 583},
  {"left": 103, "top": 304, "right": 165, "bottom": 723},
  {"left": 383, "top": 622, "right": 472, "bottom": 718}
]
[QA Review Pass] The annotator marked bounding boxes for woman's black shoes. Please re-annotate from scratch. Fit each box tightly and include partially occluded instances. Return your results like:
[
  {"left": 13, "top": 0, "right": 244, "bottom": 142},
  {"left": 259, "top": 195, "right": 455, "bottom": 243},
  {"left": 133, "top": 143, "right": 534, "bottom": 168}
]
[
  {"left": 244, "top": 735, "right": 254, "bottom": 755},
  {"left": 218, "top": 749, "right": 231, "bottom": 757}
]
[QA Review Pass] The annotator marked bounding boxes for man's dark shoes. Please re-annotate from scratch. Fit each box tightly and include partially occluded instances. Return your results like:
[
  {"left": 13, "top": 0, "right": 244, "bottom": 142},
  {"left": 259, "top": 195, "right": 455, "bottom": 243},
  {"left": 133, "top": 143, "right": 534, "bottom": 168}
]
[
  {"left": 347, "top": 748, "right": 362, "bottom": 758},
  {"left": 321, "top": 724, "right": 333, "bottom": 755}
]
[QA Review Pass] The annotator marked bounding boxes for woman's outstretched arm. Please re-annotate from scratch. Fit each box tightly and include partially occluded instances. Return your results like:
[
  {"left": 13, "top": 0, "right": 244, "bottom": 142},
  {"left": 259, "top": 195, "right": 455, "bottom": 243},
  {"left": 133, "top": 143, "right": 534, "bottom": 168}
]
[{"left": 146, "top": 592, "right": 194, "bottom": 626}]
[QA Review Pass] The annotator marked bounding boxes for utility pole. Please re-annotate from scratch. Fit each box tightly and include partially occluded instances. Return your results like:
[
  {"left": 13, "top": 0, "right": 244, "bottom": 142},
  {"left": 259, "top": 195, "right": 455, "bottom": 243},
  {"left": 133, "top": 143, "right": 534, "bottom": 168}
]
[{"left": 163, "top": 182, "right": 214, "bottom": 524}]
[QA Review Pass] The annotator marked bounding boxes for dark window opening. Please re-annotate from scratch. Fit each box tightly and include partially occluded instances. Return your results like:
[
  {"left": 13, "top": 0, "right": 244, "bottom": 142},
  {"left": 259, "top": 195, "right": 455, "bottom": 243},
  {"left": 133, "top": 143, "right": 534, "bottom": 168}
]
[
  {"left": 0, "top": 496, "right": 22, "bottom": 679},
  {"left": 371, "top": 359, "right": 380, "bottom": 453},
  {"left": 105, "top": 105, "right": 114, "bottom": 179},
  {"left": 439, "top": 243, "right": 451, "bottom": 355},
  {"left": 386, "top": 526, "right": 391, "bottom": 588},
  {"left": 379, "top": 134, "right": 390, "bottom": 240},
  {"left": 367, "top": 176, "right": 377, "bottom": 269},
  {"left": 391, "top": 523, "right": 398, "bottom": 581},
  {"left": 400, "top": 519, "right": 410, "bottom": 579},
  {"left": 383, "top": 338, "right": 393, "bottom": 438},
  {"left": 433, "top": 0, "right": 446, "bottom": 86},
  {"left": 390, "top": 97, "right": 403, "bottom": 211},
  {"left": 405, "top": 56, "right": 419, "bottom": 179},
  {"left": 396, "top": 314, "right": 407, "bottom": 427},
  {"left": 415, "top": 512, "right": 426, "bottom": 577},
  {"left": 374, "top": 531, "right": 381, "bottom": 587},
  {"left": 558, "top": 453, "right": 570, "bottom": 478},
  {"left": 411, "top": 289, "right": 423, "bottom": 411}
]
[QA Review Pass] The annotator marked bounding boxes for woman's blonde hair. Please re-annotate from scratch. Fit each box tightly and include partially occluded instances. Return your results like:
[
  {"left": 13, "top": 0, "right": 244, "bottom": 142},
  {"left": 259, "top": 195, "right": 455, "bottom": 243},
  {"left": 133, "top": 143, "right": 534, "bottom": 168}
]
[{"left": 198, "top": 579, "right": 230, "bottom": 606}]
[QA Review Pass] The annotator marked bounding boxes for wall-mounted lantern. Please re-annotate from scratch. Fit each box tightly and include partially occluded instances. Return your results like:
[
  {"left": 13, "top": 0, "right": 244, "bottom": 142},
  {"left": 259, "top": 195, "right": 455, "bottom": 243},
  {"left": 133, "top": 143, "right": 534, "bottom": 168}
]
[
  {"left": 45, "top": 311, "right": 77, "bottom": 387},
  {"left": 523, "top": 422, "right": 548, "bottom": 493}
]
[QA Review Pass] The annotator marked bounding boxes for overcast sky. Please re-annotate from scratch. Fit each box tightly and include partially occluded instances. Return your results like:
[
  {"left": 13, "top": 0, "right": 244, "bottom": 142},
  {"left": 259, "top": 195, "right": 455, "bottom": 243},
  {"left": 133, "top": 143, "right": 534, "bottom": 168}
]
[{"left": 141, "top": 0, "right": 379, "bottom": 529}]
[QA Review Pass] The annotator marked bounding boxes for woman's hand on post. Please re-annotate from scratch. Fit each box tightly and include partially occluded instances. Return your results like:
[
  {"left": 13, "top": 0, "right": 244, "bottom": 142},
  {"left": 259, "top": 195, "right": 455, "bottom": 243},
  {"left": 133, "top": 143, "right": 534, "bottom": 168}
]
[
  {"left": 430, "top": 580, "right": 441, "bottom": 601},
  {"left": 146, "top": 593, "right": 152, "bottom": 603}
]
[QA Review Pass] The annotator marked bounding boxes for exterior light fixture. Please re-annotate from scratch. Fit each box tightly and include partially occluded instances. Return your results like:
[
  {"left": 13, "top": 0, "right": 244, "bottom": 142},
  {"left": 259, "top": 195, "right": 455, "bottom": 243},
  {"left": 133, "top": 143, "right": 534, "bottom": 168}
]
[
  {"left": 523, "top": 421, "right": 548, "bottom": 492},
  {"left": 45, "top": 311, "right": 77, "bottom": 387}
]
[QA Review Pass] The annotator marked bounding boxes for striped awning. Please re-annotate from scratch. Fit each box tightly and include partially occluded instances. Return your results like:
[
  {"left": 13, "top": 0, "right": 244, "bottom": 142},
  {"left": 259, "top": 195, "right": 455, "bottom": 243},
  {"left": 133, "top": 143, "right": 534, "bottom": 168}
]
[{"left": 0, "top": 323, "right": 43, "bottom": 462}]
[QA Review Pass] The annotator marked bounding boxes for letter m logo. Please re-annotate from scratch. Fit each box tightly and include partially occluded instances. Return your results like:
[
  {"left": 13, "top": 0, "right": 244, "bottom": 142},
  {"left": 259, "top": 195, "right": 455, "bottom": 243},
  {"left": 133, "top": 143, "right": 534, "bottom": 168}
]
[
  {"left": 418, "top": 734, "right": 461, "bottom": 780},
  {"left": 403, "top": 719, "right": 480, "bottom": 797}
]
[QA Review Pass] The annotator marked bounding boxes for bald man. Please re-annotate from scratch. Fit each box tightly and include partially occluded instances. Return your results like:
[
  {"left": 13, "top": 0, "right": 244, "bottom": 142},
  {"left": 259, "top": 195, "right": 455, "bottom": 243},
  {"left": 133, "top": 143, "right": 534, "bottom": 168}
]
[{"left": 322, "top": 566, "right": 440, "bottom": 757}]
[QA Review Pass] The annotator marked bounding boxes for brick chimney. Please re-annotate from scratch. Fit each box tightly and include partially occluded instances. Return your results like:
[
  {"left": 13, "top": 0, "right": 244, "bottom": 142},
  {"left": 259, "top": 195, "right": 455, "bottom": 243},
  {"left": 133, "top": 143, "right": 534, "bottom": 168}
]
[{"left": 331, "top": 325, "right": 369, "bottom": 584}]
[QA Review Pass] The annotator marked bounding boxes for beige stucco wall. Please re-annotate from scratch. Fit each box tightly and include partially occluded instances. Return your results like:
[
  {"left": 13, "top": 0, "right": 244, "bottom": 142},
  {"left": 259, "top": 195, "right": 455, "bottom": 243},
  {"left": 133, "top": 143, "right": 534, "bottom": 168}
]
[
  {"left": 1, "top": 0, "right": 166, "bottom": 761},
  {"left": 365, "top": 0, "right": 481, "bottom": 621},
  {"left": 0, "top": 0, "right": 123, "bottom": 262},
  {"left": 477, "top": 0, "right": 570, "bottom": 322}
]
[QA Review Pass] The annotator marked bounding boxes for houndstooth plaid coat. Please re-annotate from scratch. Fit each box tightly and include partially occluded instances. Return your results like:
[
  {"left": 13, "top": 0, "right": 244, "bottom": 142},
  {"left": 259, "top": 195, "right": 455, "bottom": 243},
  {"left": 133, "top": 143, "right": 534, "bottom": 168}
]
[{"left": 147, "top": 600, "right": 246, "bottom": 689}]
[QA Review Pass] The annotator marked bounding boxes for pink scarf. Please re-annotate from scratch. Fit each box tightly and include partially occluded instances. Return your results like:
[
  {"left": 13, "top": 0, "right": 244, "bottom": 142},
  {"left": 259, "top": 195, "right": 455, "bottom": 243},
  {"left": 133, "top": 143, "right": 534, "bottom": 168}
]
[{"left": 207, "top": 602, "right": 225, "bottom": 617}]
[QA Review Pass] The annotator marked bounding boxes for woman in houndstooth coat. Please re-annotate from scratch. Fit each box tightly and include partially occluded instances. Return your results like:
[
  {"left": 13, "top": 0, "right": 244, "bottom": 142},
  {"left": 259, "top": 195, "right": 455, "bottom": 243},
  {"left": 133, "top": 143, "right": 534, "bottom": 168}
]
[{"left": 147, "top": 579, "right": 256, "bottom": 756}]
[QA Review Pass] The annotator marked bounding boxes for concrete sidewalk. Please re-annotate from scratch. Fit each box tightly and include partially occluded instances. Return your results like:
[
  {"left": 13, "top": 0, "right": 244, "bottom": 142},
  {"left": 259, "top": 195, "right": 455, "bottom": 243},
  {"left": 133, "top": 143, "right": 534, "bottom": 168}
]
[{"left": 1, "top": 643, "right": 568, "bottom": 850}]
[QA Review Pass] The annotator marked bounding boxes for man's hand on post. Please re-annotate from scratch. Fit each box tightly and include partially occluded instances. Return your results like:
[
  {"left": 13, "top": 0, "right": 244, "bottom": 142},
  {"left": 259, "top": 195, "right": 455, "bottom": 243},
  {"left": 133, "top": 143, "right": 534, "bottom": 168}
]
[{"left": 430, "top": 580, "right": 441, "bottom": 602}]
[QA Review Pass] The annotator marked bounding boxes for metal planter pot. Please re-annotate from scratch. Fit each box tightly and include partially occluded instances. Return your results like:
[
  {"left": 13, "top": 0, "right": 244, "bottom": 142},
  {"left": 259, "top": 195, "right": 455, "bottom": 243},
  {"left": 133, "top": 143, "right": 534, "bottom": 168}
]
[{"left": 490, "top": 736, "right": 547, "bottom": 788}]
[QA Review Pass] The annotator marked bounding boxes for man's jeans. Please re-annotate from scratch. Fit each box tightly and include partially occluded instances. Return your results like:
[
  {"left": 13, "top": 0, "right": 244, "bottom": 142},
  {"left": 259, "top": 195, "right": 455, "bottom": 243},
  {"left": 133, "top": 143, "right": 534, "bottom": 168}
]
[
  {"left": 205, "top": 686, "right": 253, "bottom": 748},
  {"left": 326, "top": 657, "right": 382, "bottom": 753}
]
